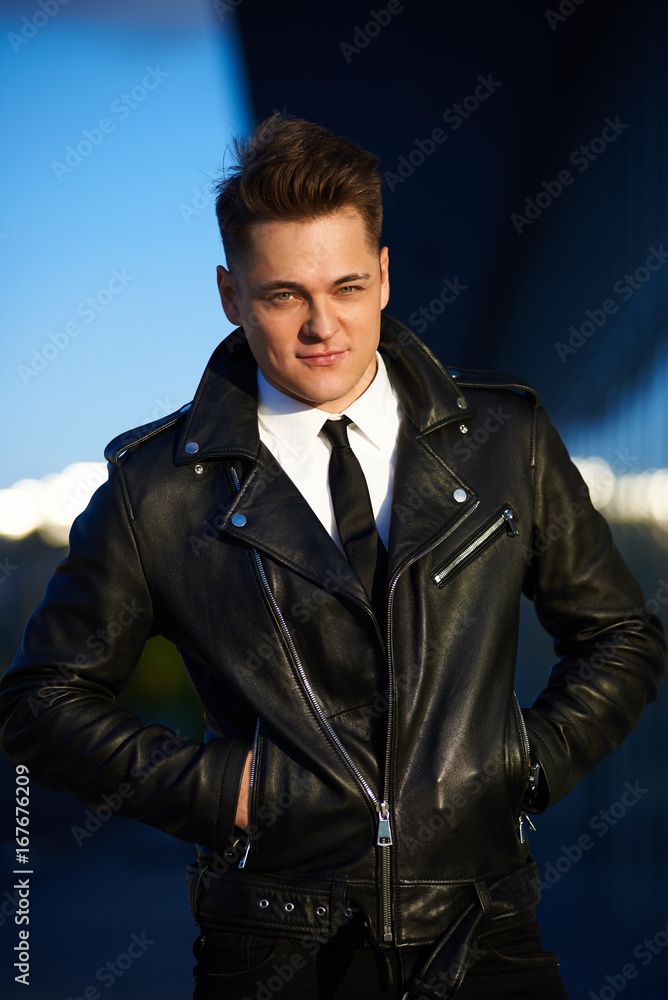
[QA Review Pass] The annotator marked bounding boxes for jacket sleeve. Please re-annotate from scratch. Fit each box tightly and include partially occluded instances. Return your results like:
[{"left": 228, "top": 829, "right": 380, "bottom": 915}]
[
  {"left": 521, "top": 404, "right": 666, "bottom": 811},
  {"left": 0, "top": 463, "right": 249, "bottom": 847}
]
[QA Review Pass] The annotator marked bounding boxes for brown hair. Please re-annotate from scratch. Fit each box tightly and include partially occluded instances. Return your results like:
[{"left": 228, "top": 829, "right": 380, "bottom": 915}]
[{"left": 215, "top": 114, "right": 383, "bottom": 273}]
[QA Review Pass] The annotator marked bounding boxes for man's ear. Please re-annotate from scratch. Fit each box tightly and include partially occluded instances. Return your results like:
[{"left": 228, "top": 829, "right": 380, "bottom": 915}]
[
  {"left": 379, "top": 246, "right": 390, "bottom": 311},
  {"left": 216, "top": 265, "right": 243, "bottom": 325}
]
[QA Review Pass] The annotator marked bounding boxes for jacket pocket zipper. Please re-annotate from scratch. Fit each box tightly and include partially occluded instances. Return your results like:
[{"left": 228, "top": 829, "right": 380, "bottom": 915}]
[
  {"left": 432, "top": 505, "right": 518, "bottom": 586},
  {"left": 238, "top": 717, "right": 261, "bottom": 869},
  {"left": 512, "top": 692, "right": 536, "bottom": 845}
]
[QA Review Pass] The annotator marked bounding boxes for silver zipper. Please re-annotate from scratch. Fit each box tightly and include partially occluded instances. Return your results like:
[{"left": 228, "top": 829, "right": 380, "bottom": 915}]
[
  {"left": 518, "top": 812, "right": 537, "bottom": 844},
  {"left": 512, "top": 692, "right": 536, "bottom": 844},
  {"left": 228, "top": 465, "right": 480, "bottom": 944},
  {"left": 238, "top": 716, "right": 261, "bottom": 869},
  {"left": 228, "top": 468, "right": 383, "bottom": 811},
  {"left": 377, "top": 500, "right": 480, "bottom": 942},
  {"left": 513, "top": 691, "right": 531, "bottom": 783},
  {"left": 433, "top": 506, "right": 517, "bottom": 586}
]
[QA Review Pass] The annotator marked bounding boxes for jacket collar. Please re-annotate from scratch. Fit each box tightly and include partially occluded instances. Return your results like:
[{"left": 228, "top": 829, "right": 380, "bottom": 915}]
[{"left": 175, "top": 314, "right": 475, "bottom": 464}]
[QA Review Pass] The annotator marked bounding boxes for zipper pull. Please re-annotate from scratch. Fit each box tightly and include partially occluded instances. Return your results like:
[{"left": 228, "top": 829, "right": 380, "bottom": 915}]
[
  {"left": 518, "top": 811, "right": 536, "bottom": 844},
  {"left": 503, "top": 508, "right": 518, "bottom": 536},
  {"left": 238, "top": 839, "right": 251, "bottom": 869},
  {"left": 377, "top": 801, "right": 393, "bottom": 846}
]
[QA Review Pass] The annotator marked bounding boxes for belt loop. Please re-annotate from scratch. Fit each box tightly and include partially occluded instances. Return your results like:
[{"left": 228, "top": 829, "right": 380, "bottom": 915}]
[
  {"left": 473, "top": 880, "right": 493, "bottom": 936},
  {"left": 330, "top": 879, "right": 347, "bottom": 933}
]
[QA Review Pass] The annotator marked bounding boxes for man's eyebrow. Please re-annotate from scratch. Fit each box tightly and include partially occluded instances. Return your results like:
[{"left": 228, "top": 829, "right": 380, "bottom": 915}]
[{"left": 256, "top": 273, "right": 373, "bottom": 294}]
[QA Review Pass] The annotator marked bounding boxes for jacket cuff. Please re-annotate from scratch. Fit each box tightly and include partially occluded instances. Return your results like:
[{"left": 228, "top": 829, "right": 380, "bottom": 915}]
[{"left": 201, "top": 738, "right": 252, "bottom": 848}]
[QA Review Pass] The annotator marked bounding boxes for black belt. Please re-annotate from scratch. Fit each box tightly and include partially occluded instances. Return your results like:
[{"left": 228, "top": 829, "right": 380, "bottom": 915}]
[{"left": 187, "top": 858, "right": 539, "bottom": 998}]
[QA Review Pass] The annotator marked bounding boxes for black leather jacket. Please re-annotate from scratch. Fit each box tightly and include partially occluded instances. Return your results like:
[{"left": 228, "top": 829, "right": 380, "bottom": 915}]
[{"left": 0, "top": 317, "right": 664, "bottom": 960}]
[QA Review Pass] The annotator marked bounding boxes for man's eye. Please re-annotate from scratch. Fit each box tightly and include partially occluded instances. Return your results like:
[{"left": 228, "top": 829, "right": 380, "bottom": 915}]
[
  {"left": 339, "top": 285, "right": 358, "bottom": 294},
  {"left": 273, "top": 292, "right": 293, "bottom": 301}
]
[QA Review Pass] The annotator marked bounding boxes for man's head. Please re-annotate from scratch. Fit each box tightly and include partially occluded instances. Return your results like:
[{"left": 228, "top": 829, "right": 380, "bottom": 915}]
[
  {"left": 215, "top": 114, "right": 383, "bottom": 274},
  {"left": 215, "top": 116, "right": 389, "bottom": 413}
]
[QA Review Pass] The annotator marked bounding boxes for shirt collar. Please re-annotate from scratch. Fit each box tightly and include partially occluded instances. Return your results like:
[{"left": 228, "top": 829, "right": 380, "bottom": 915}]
[{"left": 257, "top": 353, "right": 399, "bottom": 458}]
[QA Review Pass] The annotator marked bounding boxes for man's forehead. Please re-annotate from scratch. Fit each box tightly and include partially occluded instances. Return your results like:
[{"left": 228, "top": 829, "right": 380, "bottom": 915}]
[
  {"left": 247, "top": 207, "right": 367, "bottom": 250},
  {"left": 239, "top": 209, "right": 380, "bottom": 286}
]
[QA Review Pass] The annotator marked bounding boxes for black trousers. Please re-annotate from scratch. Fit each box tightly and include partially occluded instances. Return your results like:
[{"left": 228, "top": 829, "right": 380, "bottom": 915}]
[{"left": 192, "top": 920, "right": 570, "bottom": 999}]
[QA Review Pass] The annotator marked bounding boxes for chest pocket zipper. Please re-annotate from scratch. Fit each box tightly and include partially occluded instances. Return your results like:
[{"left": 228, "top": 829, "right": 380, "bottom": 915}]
[{"left": 432, "top": 505, "right": 518, "bottom": 586}]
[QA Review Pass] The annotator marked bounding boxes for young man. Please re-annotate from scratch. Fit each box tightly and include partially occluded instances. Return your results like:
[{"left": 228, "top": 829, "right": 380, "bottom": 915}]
[{"left": 0, "top": 116, "right": 665, "bottom": 999}]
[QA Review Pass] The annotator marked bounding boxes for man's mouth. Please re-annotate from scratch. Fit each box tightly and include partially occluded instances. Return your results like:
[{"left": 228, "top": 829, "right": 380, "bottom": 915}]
[{"left": 298, "top": 350, "right": 347, "bottom": 366}]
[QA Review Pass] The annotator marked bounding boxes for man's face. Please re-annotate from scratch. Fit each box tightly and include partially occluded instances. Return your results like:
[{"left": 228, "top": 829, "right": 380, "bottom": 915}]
[{"left": 216, "top": 208, "right": 390, "bottom": 413}]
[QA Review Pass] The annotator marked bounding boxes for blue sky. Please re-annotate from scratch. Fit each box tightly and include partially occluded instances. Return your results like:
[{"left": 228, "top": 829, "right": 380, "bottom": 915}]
[{"left": 1, "top": 0, "right": 252, "bottom": 489}]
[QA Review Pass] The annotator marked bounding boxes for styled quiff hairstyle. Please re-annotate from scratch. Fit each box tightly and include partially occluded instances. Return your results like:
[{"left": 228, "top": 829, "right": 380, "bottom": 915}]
[{"left": 215, "top": 114, "right": 383, "bottom": 273}]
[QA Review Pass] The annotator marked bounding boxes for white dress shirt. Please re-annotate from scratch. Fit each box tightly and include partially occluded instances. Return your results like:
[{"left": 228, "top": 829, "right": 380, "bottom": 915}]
[{"left": 257, "top": 354, "right": 403, "bottom": 550}]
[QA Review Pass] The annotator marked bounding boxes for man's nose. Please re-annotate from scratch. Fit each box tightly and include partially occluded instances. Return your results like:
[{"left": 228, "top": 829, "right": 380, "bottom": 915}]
[{"left": 301, "top": 299, "right": 340, "bottom": 340}]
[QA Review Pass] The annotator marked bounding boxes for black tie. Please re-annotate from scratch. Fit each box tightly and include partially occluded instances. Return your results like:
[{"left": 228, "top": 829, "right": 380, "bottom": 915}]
[{"left": 321, "top": 416, "right": 388, "bottom": 620}]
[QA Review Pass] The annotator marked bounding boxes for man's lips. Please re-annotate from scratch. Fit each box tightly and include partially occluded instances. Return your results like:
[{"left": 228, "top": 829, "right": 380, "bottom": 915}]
[{"left": 297, "top": 350, "right": 347, "bottom": 367}]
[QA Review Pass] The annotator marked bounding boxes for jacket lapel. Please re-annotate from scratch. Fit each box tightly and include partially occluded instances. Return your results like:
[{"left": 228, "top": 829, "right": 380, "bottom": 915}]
[
  {"left": 379, "top": 319, "right": 479, "bottom": 581},
  {"left": 171, "top": 317, "right": 483, "bottom": 600},
  {"left": 220, "top": 443, "right": 371, "bottom": 609},
  {"left": 388, "top": 418, "right": 479, "bottom": 583}
]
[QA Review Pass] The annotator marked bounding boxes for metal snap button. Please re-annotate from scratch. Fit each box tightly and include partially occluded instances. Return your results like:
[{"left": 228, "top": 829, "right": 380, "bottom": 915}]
[
  {"left": 259, "top": 899, "right": 269, "bottom": 908},
  {"left": 231, "top": 513, "right": 246, "bottom": 527},
  {"left": 316, "top": 906, "right": 327, "bottom": 917},
  {"left": 459, "top": 424, "right": 468, "bottom": 434},
  {"left": 194, "top": 464, "right": 204, "bottom": 475},
  {"left": 456, "top": 397, "right": 466, "bottom": 409},
  {"left": 453, "top": 488, "right": 467, "bottom": 503},
  {"left": 344, "top": 907, "right": 353, "bottom": 918},
  {"left": 184, "top": 441, "right": 199, "bottom": 454},
  {"left": 284, "top": 902, "right": 295, "bottom": 912}
]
